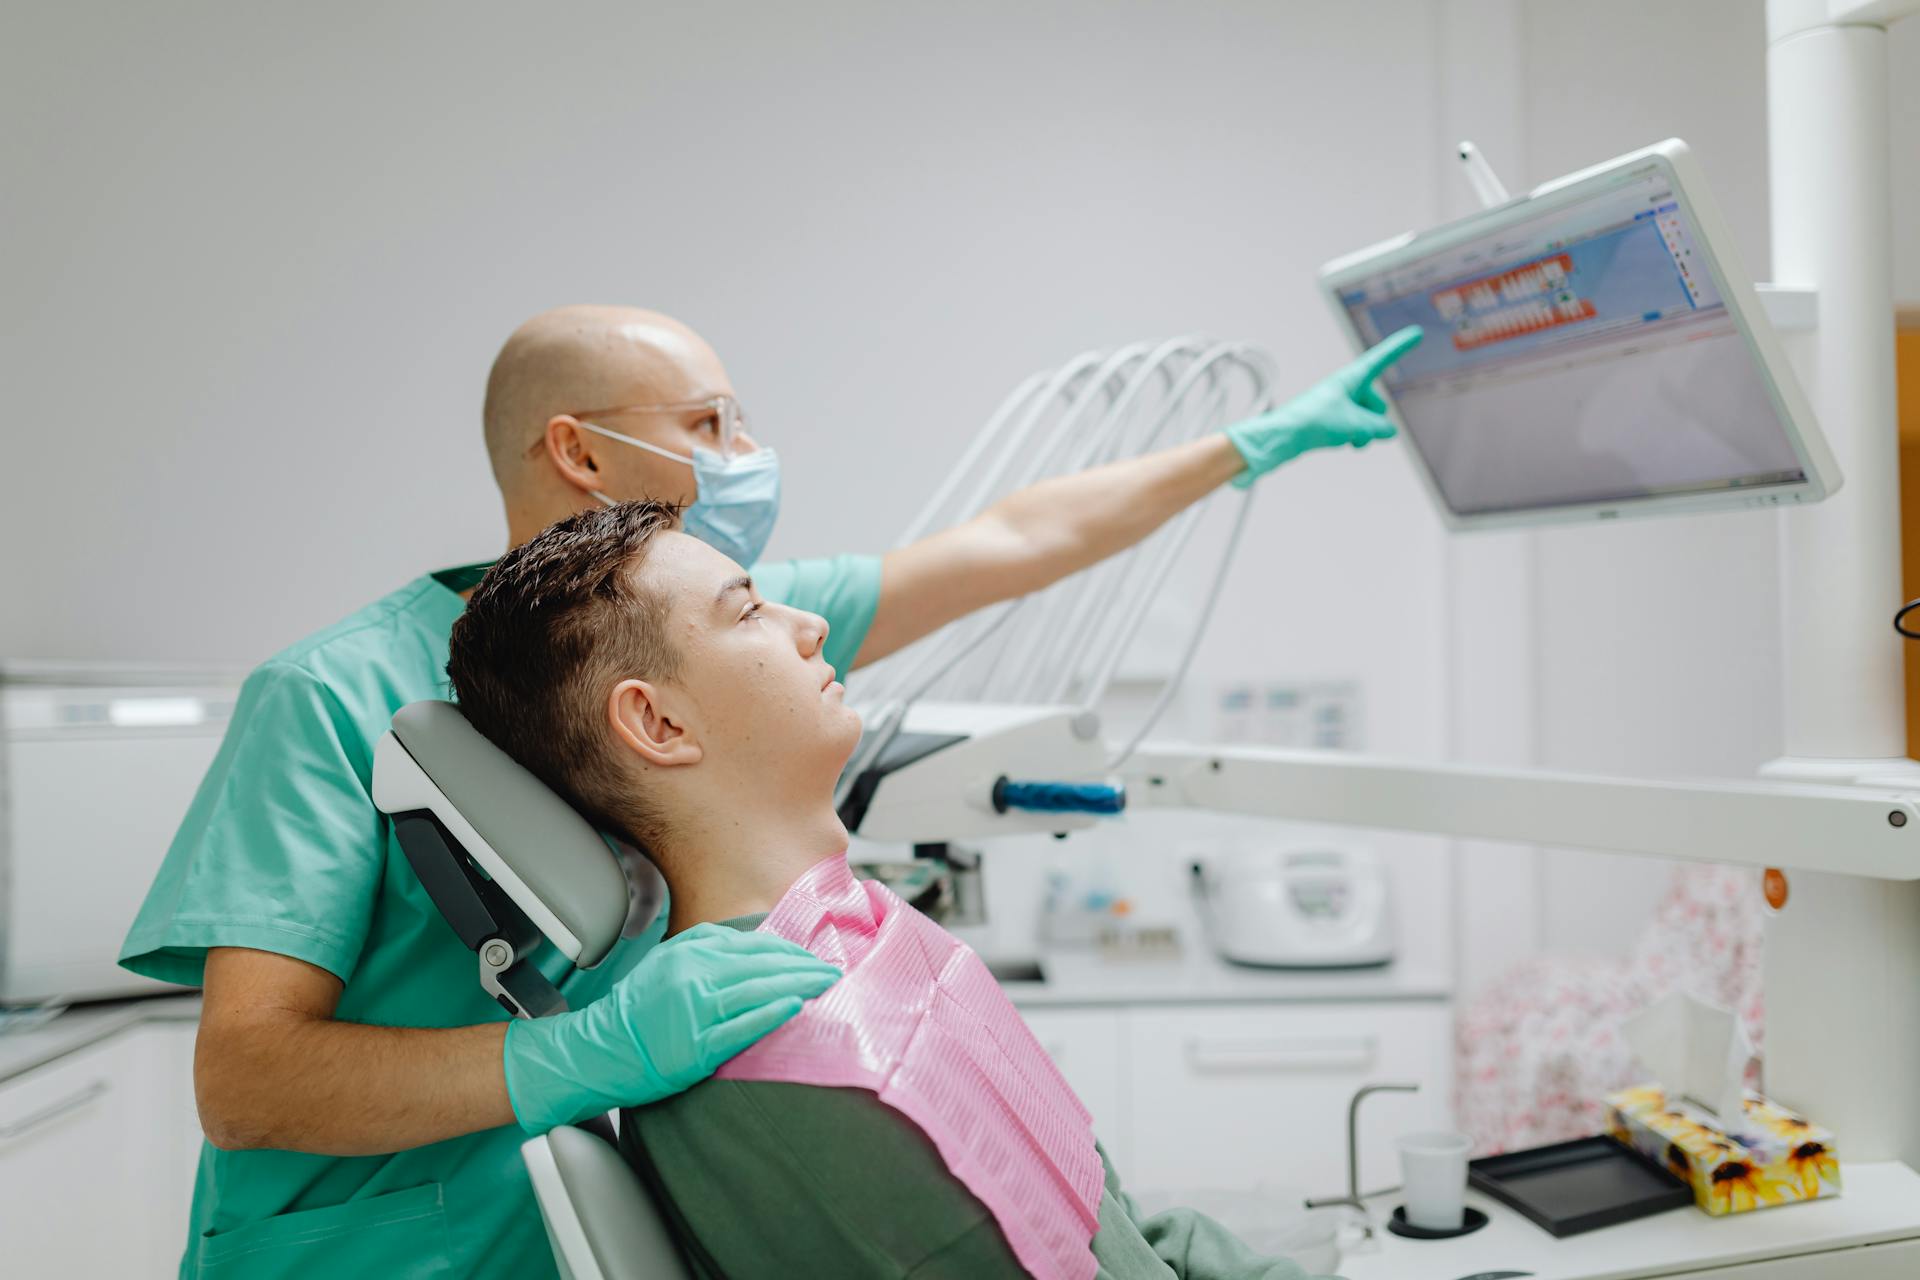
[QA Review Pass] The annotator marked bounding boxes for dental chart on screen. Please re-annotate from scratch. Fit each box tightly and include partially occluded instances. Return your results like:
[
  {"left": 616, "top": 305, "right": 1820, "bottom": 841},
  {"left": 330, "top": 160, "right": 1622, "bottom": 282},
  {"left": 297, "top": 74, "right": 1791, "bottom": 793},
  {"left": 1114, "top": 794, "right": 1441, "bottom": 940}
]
[{"left": 1320, "top": 141, "right": 1837, "bottom": 529}]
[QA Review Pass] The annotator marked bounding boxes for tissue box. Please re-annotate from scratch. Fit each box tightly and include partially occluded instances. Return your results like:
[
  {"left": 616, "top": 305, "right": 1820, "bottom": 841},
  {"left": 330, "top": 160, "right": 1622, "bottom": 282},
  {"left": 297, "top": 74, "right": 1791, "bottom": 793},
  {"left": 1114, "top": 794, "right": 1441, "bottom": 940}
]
[{"left": 1605, "top": 1085, "right": 1840, "bottom": 1216}]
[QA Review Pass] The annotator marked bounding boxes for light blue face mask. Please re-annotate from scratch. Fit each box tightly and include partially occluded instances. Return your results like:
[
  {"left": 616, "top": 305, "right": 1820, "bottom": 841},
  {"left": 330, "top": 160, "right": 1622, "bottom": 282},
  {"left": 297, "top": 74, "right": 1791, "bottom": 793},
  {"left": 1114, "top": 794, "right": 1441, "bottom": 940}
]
[{"left": 577, "top": 420, "right": 782, "bottom": 567}]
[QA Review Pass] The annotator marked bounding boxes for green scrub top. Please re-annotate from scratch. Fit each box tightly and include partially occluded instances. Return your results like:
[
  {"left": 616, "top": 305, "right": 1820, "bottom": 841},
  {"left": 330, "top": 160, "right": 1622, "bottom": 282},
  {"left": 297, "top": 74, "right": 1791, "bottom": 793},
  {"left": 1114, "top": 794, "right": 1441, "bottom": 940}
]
[{"left": 119, "top": 551, "right": 883, "bottom": 1280}]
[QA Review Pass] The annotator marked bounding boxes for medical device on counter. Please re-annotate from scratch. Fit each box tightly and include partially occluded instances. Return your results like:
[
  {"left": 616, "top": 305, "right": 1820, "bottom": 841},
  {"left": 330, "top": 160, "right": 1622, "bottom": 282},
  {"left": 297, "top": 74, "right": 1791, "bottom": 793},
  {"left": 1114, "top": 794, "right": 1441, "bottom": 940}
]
[
  {"left": 0, "top": 661, "right": 241, "bottom": 1005},
  {"left": 1320, "top": 139, "right": 1838, "bottom": 530},
  {"left": 1190, "top": 846, "right": 1395, "bottom": 969}
]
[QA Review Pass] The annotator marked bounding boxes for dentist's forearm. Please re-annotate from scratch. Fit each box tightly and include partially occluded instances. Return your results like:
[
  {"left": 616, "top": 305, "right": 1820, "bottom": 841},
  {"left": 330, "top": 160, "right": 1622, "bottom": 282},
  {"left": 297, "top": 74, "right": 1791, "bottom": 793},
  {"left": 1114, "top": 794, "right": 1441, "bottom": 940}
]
[
  {"left": 859, "top": 435, "right": 1246, "bottom": 663},
  {"left": 198, "top": 1014, "right": 515, "bottom": 1156},
  {"left": 971, "top": 433, "right": 1246, "bottom": 596},
  {"left": 196, "top": 946, "right": 516, "bottom": 1156}
]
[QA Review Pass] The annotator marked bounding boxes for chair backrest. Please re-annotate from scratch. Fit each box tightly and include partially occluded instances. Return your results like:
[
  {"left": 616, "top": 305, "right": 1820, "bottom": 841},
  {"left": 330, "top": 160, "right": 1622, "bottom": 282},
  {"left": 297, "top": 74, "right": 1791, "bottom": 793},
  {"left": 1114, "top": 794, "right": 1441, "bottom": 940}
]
[
  {"left": 525, "top": 1126, "right": 693, "bottom": 1280},
  {"left": 375, "top": 700, "right": 689, "bottom": 1277},
  {"left": 374, "top": 699, "right": 629, "bottom": 968}
]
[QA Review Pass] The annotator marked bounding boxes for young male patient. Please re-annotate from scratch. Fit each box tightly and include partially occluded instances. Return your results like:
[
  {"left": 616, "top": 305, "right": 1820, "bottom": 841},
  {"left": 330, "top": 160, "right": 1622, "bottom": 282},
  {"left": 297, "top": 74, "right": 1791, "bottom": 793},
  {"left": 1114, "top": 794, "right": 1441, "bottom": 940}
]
[{"left": 446, "top": 502, "right": 1332, "bottom": 1280}]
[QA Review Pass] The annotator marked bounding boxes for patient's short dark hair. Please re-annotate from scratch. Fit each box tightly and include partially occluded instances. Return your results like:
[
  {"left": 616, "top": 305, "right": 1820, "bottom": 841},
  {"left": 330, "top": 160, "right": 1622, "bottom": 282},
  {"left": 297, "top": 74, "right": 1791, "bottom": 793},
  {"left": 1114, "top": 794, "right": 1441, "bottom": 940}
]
[{"left": 448, "top": 500, "right": 681, "bottom": 849}]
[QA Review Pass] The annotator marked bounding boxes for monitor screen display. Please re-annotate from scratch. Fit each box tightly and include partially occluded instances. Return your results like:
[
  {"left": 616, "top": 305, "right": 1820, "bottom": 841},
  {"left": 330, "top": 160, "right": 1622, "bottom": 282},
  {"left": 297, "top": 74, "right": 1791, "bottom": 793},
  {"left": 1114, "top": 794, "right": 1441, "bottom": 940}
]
[{"left": 1331, "top": 166, "right": 1807, "bottom": 518}]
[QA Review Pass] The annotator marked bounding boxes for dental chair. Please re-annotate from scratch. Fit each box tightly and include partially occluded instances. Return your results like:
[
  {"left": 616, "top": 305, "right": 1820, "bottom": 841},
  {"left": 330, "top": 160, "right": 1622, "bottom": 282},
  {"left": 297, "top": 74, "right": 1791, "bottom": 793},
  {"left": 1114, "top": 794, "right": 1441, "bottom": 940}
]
[{"left": 372, "top": 699, "right": 692, "bottom": 1280}]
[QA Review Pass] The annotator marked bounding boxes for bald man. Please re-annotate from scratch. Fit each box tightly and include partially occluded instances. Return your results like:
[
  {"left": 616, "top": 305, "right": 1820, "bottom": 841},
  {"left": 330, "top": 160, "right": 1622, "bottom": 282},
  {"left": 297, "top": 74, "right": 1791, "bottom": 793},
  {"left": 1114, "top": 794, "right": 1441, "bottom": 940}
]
[{"left": 121, "top": 304, "right": 1419, "bottom": 1279}]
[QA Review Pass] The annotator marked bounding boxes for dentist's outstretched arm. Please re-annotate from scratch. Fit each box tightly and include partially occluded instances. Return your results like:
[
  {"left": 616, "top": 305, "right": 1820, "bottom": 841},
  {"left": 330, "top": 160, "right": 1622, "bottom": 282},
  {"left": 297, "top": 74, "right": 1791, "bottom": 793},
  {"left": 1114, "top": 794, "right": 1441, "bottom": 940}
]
[
  {"left": 856, "top": 326, "right": 1422, "bottom": 664},
  {"left": 195, "top": 924, "right": 837, "bottom": 1155}
]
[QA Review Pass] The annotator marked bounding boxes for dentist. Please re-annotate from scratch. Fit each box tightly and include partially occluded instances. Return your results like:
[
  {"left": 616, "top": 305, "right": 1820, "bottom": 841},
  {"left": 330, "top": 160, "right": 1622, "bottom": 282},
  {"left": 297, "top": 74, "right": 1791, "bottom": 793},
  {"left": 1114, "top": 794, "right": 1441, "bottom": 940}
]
[{"left": 121, "top": 304, "right": 1418, "bottom": 1277}]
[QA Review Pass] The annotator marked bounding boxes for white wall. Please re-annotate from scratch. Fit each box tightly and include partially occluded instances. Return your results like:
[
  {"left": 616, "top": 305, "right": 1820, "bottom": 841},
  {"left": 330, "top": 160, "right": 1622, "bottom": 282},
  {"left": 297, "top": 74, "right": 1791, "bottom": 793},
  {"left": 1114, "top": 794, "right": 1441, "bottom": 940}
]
[
  {"left": 4, "top": 2, "right": 1459, "bottom": 970},
  {"left": 4, "top": 0, "right": 1445, "bottom": 666}
]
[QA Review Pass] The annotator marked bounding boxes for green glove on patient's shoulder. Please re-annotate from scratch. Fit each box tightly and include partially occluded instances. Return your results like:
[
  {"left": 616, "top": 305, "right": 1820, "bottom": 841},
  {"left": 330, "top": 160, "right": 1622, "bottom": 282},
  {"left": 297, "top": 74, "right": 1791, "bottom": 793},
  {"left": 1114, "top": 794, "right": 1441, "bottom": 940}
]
[
  {"left": 503, "top": 921, "right": 841, "bottom": 1134},
  {"left": 1224, "top": 325, "right": 1424, "bottom": 488}
]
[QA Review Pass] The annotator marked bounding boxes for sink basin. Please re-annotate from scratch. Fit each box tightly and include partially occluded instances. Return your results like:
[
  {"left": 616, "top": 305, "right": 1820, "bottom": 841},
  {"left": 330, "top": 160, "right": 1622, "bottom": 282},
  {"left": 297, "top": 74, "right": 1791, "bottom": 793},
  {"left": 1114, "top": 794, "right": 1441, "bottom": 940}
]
[{"left": 985, "top": 957, "right": 1047, "bottom": 985}]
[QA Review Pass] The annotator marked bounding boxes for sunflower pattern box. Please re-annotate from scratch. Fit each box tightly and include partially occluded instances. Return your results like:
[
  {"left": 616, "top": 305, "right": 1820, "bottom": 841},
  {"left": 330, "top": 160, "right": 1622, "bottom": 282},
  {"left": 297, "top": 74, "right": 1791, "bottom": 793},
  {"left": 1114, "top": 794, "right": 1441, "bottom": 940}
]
[{"left": 1605, "top": 1085, "right": 1840, "bottom": 1216}]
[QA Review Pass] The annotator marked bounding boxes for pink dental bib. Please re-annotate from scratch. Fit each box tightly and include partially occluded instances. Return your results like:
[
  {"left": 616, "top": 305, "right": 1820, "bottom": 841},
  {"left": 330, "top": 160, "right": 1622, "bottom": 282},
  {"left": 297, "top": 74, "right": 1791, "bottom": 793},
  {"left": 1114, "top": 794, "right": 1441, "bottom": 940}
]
[{"left": 716, "top": 853, "right": 1103, "bottom": 1279}]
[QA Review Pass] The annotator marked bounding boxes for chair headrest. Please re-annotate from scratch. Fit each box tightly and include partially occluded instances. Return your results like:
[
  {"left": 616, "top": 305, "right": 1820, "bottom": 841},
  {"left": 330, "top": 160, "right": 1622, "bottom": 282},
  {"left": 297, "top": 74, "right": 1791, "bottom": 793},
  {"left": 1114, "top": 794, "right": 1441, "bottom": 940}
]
[{"left": 387, "top": 699, "right": 629, "bottom": 969}]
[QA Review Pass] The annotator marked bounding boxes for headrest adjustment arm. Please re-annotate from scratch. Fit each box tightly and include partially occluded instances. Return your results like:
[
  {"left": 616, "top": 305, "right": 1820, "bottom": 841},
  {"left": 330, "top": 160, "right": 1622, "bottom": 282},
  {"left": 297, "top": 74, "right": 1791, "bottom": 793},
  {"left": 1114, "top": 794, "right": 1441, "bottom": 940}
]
[{"left": 392, "top": 808, "right": 568, "bottom": 1018}]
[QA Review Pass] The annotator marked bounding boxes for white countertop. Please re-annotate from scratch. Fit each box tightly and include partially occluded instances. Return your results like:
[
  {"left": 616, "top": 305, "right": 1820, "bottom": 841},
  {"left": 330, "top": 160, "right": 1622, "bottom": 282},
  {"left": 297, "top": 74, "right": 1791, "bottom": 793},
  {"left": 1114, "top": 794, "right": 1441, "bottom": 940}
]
[
  {"left": 998, "top": 949, "right": 1451, "bottom": 1008},
  {"left": 0, "top": 994, "right": 200, "bottom": 1084},
  {"left": 1339, "top": 1161, "right": 1920, "bottom": 1280},
  {"left": 0, "top": 946, "right": 1447, "bottom": 1085}
]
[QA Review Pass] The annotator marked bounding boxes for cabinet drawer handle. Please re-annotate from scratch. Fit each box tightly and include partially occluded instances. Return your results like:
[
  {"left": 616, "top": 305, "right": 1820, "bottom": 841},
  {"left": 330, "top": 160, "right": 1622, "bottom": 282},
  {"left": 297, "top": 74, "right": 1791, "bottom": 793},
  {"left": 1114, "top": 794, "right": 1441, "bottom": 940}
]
[
  {"left": 0, "top": 1079, "right": 110, "bottom": 1143},
  {"left": 1184, "top": 1037, "right": 1377, "bottom": 1074}
]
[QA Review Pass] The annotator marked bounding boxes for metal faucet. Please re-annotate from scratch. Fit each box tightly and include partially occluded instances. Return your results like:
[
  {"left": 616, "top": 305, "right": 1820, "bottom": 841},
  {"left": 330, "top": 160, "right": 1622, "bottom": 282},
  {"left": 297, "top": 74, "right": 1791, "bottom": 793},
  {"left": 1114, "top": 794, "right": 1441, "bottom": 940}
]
[
  {"left": 1305, "top": 1081, "right": 1421, "bottom": 1216},
  {"left": 914, "top": 842, "right": 987, "bottom": 927}
]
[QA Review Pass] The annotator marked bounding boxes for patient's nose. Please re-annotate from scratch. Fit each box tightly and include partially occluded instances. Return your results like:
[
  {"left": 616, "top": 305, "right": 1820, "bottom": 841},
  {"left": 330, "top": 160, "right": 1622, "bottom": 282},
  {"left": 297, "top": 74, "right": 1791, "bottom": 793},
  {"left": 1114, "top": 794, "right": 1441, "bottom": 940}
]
[{"left": 796, "top": 609, "right": 829, "bottom": 658}]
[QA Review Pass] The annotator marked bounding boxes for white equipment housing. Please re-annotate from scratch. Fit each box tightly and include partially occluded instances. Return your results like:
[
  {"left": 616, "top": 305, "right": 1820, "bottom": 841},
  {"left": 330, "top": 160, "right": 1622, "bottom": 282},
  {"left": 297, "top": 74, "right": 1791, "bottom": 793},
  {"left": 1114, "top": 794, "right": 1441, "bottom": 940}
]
[
  {"left": 844, "top": 703, "right": 1108, "bottom": 843},
  {"left": 0, "top": 662, "right": 242, "bottom": 1005},
  {"left": 1192, "top": 846, "right": 1396, "bottom": 969}
]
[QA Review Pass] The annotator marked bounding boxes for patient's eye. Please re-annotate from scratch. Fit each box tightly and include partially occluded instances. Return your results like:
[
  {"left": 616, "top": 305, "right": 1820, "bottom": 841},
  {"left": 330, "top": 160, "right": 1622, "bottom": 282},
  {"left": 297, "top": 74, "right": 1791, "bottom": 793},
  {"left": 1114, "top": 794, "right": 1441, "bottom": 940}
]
[{"left": 741, "top": 600, "right": 764, "bottom": 622}]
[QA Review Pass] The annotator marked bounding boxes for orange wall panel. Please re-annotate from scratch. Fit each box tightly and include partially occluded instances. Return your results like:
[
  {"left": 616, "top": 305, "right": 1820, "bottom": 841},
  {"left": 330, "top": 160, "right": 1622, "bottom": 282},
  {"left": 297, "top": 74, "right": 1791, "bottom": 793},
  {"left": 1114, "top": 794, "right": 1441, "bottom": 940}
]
[{"left": 1900, "top": 313, "right": 1920, "bottom": 757}]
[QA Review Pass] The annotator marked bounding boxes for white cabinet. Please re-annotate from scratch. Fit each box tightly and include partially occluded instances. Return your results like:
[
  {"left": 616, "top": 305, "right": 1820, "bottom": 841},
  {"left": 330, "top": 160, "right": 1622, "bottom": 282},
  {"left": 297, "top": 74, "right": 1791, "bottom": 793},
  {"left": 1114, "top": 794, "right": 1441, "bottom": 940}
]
[
  {"left": 1120, "top": 1003, "right": 1450, "bottom": 1199},
  {"left": 0, "top": 1033, "right": 141, "bottom": 1274},
  {"left": 1019, "top": 1007, "right": 1131, "bottom": 1174},
  {"left": 0, "top": 1017, "right": 201, "bottom": 1278},
  {"left": 1690, "top": 1241, "right": 1920, "bottom": 1278},
  {"left": 3, "top": 998, "right": 1449, "bottom": 1272},
  {"left": 1011, "top": 995, "right": 1454, "bottom": 1203},
  {"left": 129, "top": 1020, "right": 207, "bottom": 1251}
]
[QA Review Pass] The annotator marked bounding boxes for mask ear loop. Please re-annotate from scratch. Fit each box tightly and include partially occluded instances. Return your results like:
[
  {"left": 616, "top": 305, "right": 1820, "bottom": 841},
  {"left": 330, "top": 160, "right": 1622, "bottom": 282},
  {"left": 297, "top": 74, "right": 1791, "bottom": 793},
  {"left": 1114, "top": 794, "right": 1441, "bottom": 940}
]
[
  {"left": 577, "top": 419, "right": 697, "bottom": 508},
  {"left": 574, "top": 419, "right": 696, "bottom": 467}
]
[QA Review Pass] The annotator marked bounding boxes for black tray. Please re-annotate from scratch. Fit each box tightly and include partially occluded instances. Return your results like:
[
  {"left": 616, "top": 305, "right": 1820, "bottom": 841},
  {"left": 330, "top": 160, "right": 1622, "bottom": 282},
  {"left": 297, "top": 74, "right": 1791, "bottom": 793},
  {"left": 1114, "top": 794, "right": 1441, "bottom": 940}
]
[{"left": 1468, "top": 1136, "right": 1694, "bottom": 1238}]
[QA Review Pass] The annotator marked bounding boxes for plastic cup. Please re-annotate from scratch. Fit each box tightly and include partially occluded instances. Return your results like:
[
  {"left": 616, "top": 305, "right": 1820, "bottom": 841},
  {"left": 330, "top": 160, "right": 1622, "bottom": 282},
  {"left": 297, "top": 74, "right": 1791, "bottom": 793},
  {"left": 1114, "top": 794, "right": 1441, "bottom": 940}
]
[{"left": 1398, "top": 1130, "right": 1472, "bottom": 1231}]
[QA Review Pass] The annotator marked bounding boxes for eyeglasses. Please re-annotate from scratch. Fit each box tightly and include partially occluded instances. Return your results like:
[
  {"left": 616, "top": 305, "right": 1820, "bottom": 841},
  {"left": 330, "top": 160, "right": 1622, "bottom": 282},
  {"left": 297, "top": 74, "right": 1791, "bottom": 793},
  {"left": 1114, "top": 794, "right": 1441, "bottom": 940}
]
[{"left": 528, "top": 395, "right": 753, "bottom": 459}]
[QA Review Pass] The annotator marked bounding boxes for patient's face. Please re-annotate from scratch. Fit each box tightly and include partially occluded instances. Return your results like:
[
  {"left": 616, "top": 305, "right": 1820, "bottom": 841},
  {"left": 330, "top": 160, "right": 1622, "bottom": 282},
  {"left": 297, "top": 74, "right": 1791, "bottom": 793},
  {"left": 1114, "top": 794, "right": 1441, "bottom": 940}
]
[{"left": 641, "top": 531, "right": 863, "bottom": 788}]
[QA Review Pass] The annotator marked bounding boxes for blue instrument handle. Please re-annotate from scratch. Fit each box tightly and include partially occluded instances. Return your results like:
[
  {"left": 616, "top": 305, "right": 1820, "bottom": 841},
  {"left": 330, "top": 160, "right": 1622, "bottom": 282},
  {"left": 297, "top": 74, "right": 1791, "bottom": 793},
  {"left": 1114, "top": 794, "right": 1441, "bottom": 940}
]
[{"left": 991, "top": 778, "right": 1126, "bottom": 816}]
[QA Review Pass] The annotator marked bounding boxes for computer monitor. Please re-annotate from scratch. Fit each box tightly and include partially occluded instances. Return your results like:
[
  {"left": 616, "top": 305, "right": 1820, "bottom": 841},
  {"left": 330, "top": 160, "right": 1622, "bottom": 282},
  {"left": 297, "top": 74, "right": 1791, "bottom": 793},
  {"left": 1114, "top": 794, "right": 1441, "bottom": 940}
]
[{"left": 1319, "top": 139, "right": 1839, "bottom": 530}]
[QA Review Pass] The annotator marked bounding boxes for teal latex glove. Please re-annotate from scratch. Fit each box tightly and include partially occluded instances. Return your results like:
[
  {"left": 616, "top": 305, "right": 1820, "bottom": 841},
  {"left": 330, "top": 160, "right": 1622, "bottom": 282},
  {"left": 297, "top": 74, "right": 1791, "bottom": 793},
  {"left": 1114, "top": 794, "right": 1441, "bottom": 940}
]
[
  {"left": 1224, "top": 325, "right": 1424, "bottom": 488},
  {"left": 503, "top": 921, "right": 840, "bottom": 1133}
]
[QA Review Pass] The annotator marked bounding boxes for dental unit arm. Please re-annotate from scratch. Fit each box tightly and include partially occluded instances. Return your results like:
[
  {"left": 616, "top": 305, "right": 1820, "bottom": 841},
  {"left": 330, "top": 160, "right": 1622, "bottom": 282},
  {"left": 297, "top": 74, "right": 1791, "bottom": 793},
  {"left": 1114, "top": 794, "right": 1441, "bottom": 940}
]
[
  {"left": 835, "top": 337, "right": 1278, "bottom": 879},
  {"left": 833, "top": 330, "right": 1920, "bottom": 881},
  {"left": 844, "top": 719, "right": 1920, "bottom": 877}
]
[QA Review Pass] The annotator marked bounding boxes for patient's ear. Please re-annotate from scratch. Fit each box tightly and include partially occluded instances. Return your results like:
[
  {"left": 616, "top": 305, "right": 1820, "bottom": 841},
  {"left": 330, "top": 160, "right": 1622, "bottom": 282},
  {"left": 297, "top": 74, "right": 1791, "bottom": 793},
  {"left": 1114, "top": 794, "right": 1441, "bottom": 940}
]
[{"left": 608, "top": 679, "right": 704, "bottom": 768}]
